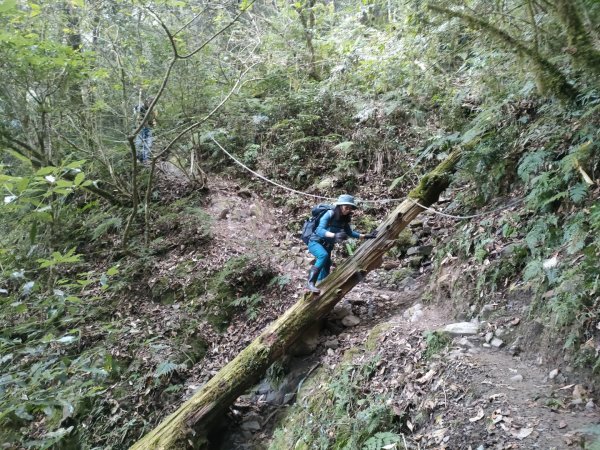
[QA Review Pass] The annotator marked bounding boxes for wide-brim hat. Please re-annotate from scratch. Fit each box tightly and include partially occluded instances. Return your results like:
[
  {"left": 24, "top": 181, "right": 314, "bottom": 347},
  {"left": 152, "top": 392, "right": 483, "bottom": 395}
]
[{"left": 334, "top": 194, "right": 357, "bottom": 209}]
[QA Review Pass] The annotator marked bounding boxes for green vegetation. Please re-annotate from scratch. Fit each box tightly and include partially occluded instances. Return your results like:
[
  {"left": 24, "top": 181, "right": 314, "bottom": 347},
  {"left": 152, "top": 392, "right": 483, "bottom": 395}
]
[
  {"left": 424, "top": 331, "right": 451, "bottom": 360},
  {"left": 205, "top": 255, "right": 277, "bottom": 327},
  {"left": 0, "top": 0, "right": 599, "bottom": 447},
  {"left": 269, "top": 356, "right": 403, "bottom": 450}
]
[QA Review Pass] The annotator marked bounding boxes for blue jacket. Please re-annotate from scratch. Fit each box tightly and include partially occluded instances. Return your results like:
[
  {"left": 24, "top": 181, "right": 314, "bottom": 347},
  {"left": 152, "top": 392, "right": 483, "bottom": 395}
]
[{"left": 310, "top": 210, "right": 360, "bottom": 245}]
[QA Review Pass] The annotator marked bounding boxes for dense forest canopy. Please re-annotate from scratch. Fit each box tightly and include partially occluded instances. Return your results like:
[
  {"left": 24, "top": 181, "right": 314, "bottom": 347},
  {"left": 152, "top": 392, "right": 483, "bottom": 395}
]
[{"left": 0, "top": 0, "right": 599, "bottom": 448}]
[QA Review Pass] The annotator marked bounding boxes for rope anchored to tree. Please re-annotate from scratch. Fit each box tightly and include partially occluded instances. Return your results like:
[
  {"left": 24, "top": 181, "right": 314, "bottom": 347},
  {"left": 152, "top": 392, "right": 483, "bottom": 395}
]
[{"left": 210, "top": 137, "right": 520, "bottom": 220}]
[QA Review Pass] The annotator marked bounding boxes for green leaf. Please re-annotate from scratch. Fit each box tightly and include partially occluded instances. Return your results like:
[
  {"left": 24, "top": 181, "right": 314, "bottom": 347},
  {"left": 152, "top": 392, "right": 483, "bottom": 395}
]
[
  {"left": 74, "top": 172, "right": 85, "bottom": 186},
  {"left": 0, "top": 0, "right": 16, "bottom": 13},
  {"left": 55, "top": 179, "right": 74, "bottom": 188},
  {"left": 4, "top": 149, "right": 31, "bottom": 164},
  {"left": 35, "top": 167, "right": 56, "bottom": 176},
  {"left": 64, "top": 160, "right": 86, "bottom": 170},
  {"left": 333, "top": 141, "right": 354, "bottom": 152}
]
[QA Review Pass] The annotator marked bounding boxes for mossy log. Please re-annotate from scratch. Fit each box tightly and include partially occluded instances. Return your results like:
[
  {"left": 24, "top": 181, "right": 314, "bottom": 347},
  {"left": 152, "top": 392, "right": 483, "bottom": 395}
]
[{"left": 130, "top": 150, "right": 462, "bottom": 449}]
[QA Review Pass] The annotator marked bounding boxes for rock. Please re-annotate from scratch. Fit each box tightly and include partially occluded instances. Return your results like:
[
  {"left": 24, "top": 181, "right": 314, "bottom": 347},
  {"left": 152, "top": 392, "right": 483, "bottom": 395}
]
[
  {"left": 382, "top": 261, "right": 400, "bottom": 270},
  {"left": 330, "top": 304, "right": 353, "bottom": 320},
  {"left": 342, "top": 315, "right": 360, "bottom": 327},
  {"left": 573, "top": 384, "right": 587, "bottom": 400},
  {"left": 406, "top": 245, "right": 433, "bottom": 256},
  {"left": 324, "top": 339, "right": 339, "bottom": 349},
  {"left": 265, "top": 391, "right": 284, "bottom": 404},
  {"left": 479, "top": 304, "right": 496, "bottom": 319},
  {"left": 399, "top": 276, "right": 416, "bottom": 289},
  {"left": 218, "top": 208, "right": 229, "bottom": 219},
  {"left": 240, "top": 420, "right": 261, "bottom": 432},
  {"left": 255, "top": 380, "right": 271, "bottom": 395},
  {"left": 316, "top": 177, "right": 335, "bottom": 190},
  {"left": 404, "top": 303, "right": 424, "bottom": 322},
  {"left": 440, "top": 322, "right": 479, "bottom": 336},
  {"left": 490, "top": 337, "right": 504, "bottom": 348},
  {"left": 586, "top": 400, "right": 595, "bottom": 410},
  {"left": 419, "top": 245, "right": 433, "bottom": 255},
  {"left": 237, "top": 189, "right": 252, "bottom": 199},
  {"left": 289, "top": 324, "right": 320, "bottom": 356},
  {"left": 458, "top": 337, "right": 475, "bottom": 348},
  {"left": 379, "top": 294, "right": 391, "bottom": 301},
  {"left": 509, "top": 341, "right": 522, "bottom": 356},
  {"left": 510, "top": 374, "right": 524, "bottom": 382},
  {"left": 407, "top": 256, "right": 423, "bottom": 268},
  {"left": 485, "top": 332, "right": 494, "bottom": 343},
  {"left": 495, "top": 327, "right": 507, "bottom": 338},
  {"left": 409, "top": 309, "right": 424, "bottom": 322},
  {"left": 549, "top": 369, "right": 559, "bottom": 380}
]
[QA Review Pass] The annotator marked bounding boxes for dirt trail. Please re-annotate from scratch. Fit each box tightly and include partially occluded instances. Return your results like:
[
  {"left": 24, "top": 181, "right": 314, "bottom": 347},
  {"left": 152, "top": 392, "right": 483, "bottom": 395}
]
[{"left": 190, "top": 177, "right": 599, "bottom": 449}]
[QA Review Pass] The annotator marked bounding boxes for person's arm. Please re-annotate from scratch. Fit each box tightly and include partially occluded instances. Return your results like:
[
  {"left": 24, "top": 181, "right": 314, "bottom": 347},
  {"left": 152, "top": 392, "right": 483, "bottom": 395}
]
[
  {"left": 345, "top": 223, "right": 361, "bottom": 239},
  {"left": 315, "top": 211, "right": 336, "bottom": 239}
]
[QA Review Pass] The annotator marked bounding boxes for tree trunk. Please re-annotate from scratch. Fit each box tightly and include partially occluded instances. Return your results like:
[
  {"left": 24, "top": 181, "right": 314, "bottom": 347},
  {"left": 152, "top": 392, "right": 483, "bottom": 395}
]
[
  {"left": 428, "top": 5, "right": 578, "bottom": 101},
  {"left": 553, "top": 0, "right": 600, "bottom": 77},
  {"left": 131, "top": 150, "right": 463, "bottom": 449}
]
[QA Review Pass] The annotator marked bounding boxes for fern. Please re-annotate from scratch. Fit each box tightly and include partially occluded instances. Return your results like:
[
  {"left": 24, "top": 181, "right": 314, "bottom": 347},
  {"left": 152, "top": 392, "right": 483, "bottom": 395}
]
[
  {"left": 523, "top": 259, "right": 543, "bottom": 281},
  {"left": 569, "top": 183, "right": 588, "bottom": 203},
  {"left": 362, "top": 432, "right": 402, "bottom": 450},
  {"left": 153, "top": 361, "right": 185, "bottom": 378},
  {"left": 518, "top": 150, "right": 548, "bottom": 183},
  {"left": 563, "top": 216, "right": 587, "bottom": 255},
  {"left": 525, "top": 215, "right": 557, "bottom": 253},
  {"left": 91, "top": 217, "right": 122, "bottom": 241}
]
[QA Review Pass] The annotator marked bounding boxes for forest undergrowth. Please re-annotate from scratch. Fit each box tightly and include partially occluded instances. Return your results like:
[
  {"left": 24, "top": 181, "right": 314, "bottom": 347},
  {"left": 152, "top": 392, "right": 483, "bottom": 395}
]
[{"left": 1, "top": 0, "right": 599, "bottom": 448}]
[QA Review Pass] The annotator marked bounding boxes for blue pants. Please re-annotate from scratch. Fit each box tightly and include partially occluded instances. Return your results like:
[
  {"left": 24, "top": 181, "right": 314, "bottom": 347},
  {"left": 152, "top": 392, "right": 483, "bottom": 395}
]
[
  {"left": 307, "top": 241, "right": 333, "bottom": 281},
  {"left": 135, "top": 127, "right": 153, "bottom": 162}
]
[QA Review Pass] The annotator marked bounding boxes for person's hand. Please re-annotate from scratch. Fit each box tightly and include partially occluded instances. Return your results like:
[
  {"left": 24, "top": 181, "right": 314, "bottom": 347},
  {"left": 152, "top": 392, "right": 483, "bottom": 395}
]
[
  {"left": 334, "top": 232, "right": 348, "bottom": 243},
  {"left": 364, "top": 230, "right": 378, "bottom": 239}
]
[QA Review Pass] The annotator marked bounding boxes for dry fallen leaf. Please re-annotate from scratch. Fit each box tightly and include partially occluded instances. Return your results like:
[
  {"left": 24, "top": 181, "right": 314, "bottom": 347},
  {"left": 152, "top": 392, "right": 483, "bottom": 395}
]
[
  {"left": 469, "top": 407, "right": 485, "bottom": 422},
  {"left": 416, "top": 369, "right": 436, "bottom": 384},
  {"left": 510, "top": 427, "right": 533, "bottom": 440}
]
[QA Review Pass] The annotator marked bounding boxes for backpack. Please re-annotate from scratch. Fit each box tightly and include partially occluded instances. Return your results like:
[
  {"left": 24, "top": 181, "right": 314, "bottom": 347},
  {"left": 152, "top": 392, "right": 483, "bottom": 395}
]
[{"left": 301, "top": 204, "right": 332, "bottom": 245}]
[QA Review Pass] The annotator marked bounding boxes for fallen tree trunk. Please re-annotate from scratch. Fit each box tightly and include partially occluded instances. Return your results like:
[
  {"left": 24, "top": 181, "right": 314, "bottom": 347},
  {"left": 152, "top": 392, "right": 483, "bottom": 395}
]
[{"left": 131, "top": 149, "right": 462, "bottom": 449}]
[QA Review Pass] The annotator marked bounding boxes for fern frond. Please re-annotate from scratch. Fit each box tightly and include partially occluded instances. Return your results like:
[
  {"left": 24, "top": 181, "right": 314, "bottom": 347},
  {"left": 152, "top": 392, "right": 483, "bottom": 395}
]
[
  {"left": 518, "top": 150, "right": 548, "bottom": 183},
  {"left": 92, "top": 217, "right": 122, "bottom": 241},
  {"left": 153, "top": 361, "right": 184, "bottom": 378},
  {"left": 569, "top": 183, "right": 588, "bottom": 203},
  {"left": 523, "top": 259, "right": 543, "bottom": 281},
  {"left": 563, "top": 216, "right": 587, "bottom": 254},
  {"left": 362, "top": 431, "right": 402, "bottom": 450}
]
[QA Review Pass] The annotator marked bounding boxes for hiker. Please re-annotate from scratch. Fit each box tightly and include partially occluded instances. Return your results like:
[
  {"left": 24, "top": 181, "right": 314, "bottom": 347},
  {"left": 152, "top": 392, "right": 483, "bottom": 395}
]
[
  {"left": 306, "top": 194, "right": 377, "bottom": 294},
  {"left": 134, "top": 97, "right": 157, "bottom": 163}
]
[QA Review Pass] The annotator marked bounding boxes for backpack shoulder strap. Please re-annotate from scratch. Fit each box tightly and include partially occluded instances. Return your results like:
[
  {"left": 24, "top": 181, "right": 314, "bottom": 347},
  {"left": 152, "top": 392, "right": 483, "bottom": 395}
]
[{"left": 319, "top": 208, "right": 333, "bottom": 226}]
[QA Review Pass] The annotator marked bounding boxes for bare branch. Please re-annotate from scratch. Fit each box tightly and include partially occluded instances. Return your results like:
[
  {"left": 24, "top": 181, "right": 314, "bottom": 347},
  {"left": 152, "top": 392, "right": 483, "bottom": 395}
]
[{"left": 179, "top": 0, "right": 256, "bottom": 60}]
